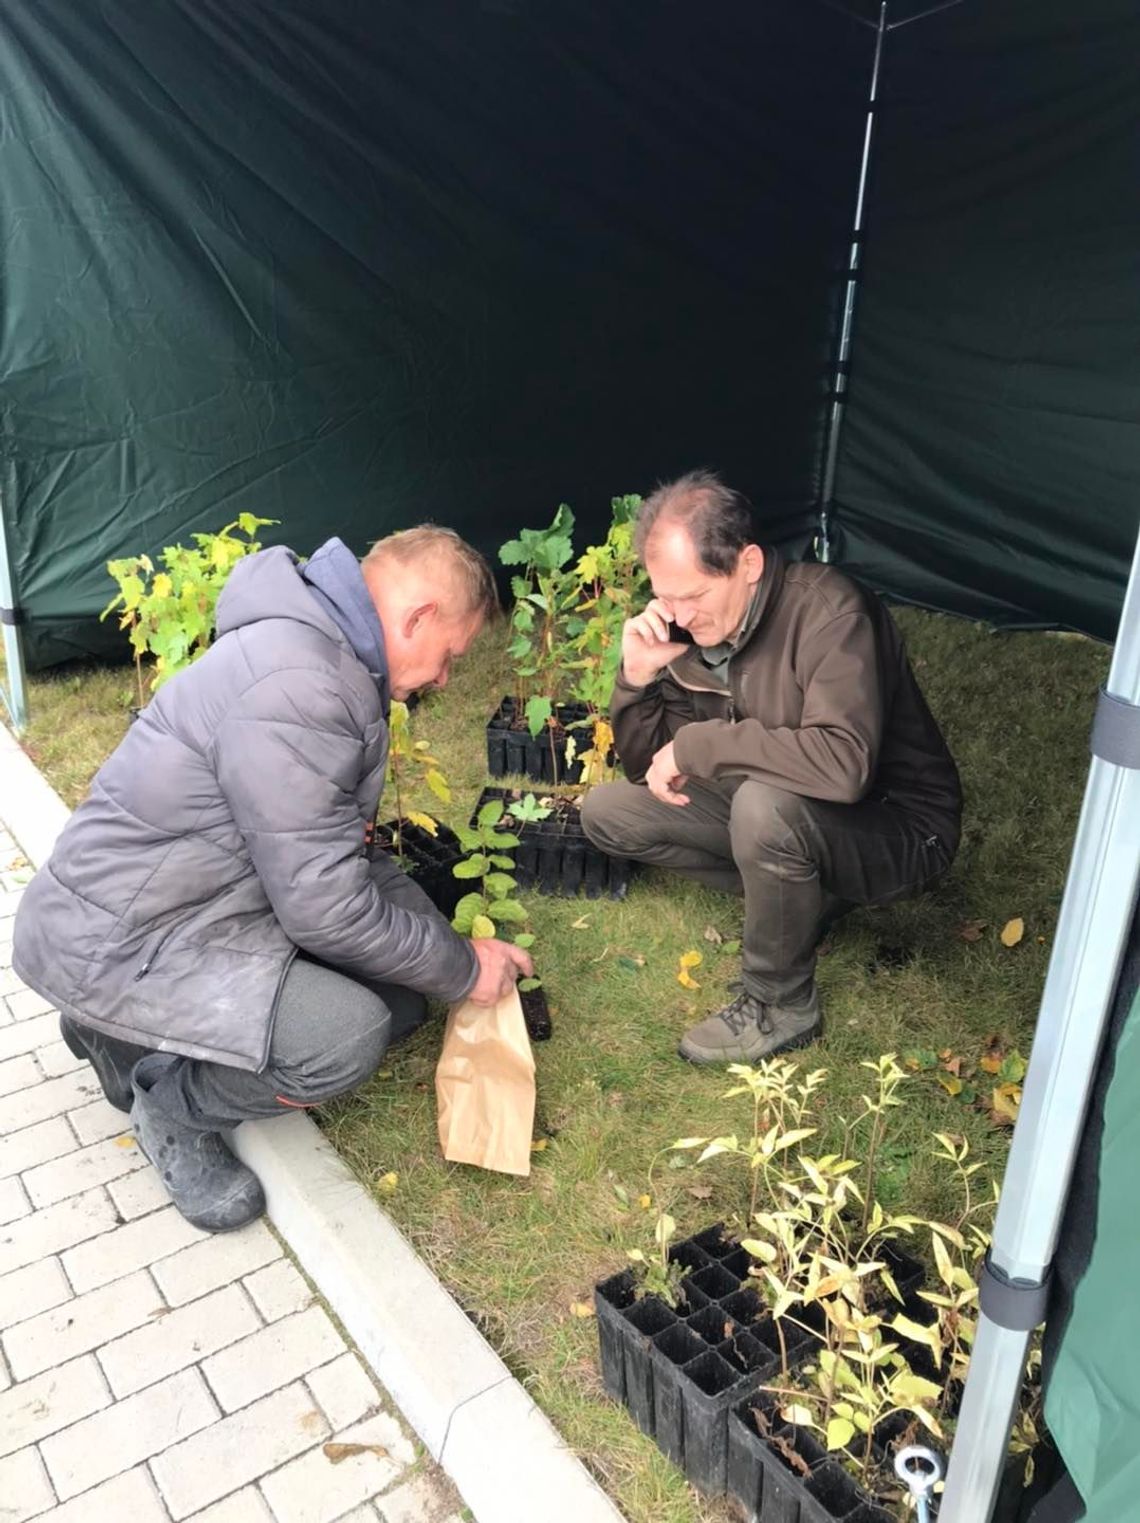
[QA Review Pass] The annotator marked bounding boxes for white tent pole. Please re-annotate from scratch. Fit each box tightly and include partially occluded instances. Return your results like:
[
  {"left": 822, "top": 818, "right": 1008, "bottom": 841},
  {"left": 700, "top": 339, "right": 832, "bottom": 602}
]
[
  {"left": 938, "top": 521, "right": 1140, "bottom": 1520},
  {"left": 816, "top": 1, "right": 887, "bottom": 563},
  {"left": 0, "top": 477, "right": 29, "bottom": 735}
]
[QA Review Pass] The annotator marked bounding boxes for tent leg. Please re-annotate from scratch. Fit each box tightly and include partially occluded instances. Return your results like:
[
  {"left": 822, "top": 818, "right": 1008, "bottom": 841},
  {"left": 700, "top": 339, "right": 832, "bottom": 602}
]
[
  {"left": 816, "top": 1, "right": 887, "bottom": 563},
  {"left": 0, "top": 482, "right": 28, "bottom": 735},
  {"left": 938, "top": 524, "right": 1140, "bottom": 1521}
]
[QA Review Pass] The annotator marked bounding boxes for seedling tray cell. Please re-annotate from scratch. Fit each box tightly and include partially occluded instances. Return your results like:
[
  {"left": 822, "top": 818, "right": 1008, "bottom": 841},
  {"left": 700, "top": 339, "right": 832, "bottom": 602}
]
[
  {"left": 472, "top": 787, "right": 634, "bottom": 899},
  {"left": 689, "top": 1263, "right": 741, "bottom": 1300},
  {"left": 650, "top": 1324, "right": 707, "bottom": 1465}
]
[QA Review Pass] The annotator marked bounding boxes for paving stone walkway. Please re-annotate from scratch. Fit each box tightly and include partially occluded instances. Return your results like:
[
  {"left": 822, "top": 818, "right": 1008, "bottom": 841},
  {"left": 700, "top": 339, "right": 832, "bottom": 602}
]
[{"left": 0, "top": 825, "right": 465, "bottom": 1523}]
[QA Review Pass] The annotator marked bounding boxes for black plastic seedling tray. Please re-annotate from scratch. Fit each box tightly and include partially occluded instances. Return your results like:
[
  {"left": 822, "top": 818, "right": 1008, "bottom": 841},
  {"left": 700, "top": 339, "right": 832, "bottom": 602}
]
[
  {"left": 371, "top": 819, "right": 465, "bottom": 918},
  {"left": 486, "top": 697, "right": 601, "bottom": 785},
  {"left": 472, "top": 787, "right": 633, "bottom": 900}
]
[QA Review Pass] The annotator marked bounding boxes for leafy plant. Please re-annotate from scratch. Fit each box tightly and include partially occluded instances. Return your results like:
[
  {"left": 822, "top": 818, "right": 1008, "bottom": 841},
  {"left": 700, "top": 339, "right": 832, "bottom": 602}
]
[
  {"left": 451, "top": 800, "right": 539, "bottom": 992},
  {"left": 102, "top": 513, "right": 275, "bottom": 706},
  {"left": 499, "top": 504, "right": 579, "bottom": 739},
  {"left": 565, "top": 493, "right": 648, "bottom": 783},
  {"left": 380, "top": 701, "right": 451, "bottom": 862},
  {"left": 507, "top": 793, "right": 553, "bottom": 824}
]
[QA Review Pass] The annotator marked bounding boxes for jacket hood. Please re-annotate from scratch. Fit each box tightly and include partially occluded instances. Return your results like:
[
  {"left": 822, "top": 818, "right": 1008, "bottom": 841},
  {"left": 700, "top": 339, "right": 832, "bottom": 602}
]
[{"left": 215, "top": 540, "right": 388, "bottom": 705}]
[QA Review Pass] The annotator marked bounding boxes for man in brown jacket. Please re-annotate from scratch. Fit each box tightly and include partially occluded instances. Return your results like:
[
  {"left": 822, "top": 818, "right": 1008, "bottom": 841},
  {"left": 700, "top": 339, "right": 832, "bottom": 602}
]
[{"left": 581, "top": 471, "right": 961, "bottom": 1064}]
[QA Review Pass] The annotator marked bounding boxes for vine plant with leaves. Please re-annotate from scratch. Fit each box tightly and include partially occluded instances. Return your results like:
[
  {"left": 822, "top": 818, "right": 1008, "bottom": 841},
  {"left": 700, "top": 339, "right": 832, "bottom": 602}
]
[
  {"left": 450, "top": 799, "right": 540, "bottom": 994},
  {"left": 102, "top": 514, "right": 276, "bottom": 705}
]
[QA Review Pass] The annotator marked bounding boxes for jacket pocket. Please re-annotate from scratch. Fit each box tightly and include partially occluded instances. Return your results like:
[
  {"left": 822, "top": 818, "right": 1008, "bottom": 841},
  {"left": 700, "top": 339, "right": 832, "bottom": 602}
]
[{"left": 133, "top": 928, "right": 173, "bottom": 981}]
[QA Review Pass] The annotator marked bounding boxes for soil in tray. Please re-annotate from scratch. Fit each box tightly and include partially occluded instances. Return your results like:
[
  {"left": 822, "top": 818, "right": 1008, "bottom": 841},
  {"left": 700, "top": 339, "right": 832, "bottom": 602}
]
[{"left": 519, "top": 982, "right": 553, "bottom": 1041}]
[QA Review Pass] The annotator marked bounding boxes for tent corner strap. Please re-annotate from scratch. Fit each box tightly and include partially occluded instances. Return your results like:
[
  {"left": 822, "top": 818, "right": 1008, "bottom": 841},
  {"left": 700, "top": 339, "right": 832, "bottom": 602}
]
[
  {"left": 1090, "top": 687, "right": 1140, "bottom": 769},
  {"left": 979, "top": 1252, "right": 1051, "bottom": 1333},
  {"left": 0, "top": 606, "right": 24, "bottom": 626}
]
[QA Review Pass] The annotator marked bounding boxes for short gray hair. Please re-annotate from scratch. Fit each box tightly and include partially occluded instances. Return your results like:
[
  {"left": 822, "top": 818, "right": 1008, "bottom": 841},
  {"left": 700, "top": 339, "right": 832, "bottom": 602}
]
[
  {"left": 634, "top": 469, "right": 756, "bottom": 574},
  {"left": 365, "top": 525, "right": 498, "bottom": 619}
]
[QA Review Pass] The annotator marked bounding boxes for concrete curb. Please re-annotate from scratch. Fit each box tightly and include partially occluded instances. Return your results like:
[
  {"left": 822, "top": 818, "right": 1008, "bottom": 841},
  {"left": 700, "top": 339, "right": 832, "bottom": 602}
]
[{"left": 0, "top": 719, "right": 626, "bottom": 1523}]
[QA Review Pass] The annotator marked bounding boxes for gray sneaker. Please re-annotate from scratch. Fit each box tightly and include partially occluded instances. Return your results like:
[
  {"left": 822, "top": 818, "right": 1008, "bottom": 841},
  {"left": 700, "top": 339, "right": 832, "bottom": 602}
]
[
  {"left": 131, "top": 1055, "right": 266, "bottom": 1233},
  {"left": 678, "top": 984, "right": 822, "bottom": 1065}
]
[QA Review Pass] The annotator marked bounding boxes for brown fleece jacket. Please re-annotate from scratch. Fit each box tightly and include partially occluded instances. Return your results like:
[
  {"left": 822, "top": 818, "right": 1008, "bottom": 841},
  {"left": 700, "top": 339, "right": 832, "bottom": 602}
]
[{"left": 610, "top": 549, "right": 962, "bottom": 851}]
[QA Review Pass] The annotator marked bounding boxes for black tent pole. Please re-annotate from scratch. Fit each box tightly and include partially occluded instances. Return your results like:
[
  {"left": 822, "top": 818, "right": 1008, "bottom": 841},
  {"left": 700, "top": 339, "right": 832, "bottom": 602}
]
[
  {"left": 0, "top": 469, "right": 28, "bottom": 734},
  {"left": 938, "top": 524, "right": 1140, "bottom": 1520},
  {"left": 816, "top": 1, "right": 887, "bottom": 563}
]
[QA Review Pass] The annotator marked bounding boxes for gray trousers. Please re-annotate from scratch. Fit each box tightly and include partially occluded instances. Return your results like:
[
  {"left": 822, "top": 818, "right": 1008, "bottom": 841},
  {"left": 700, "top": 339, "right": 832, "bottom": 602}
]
[
  {"left": 580, "top": 778, "right": 953, "bottom": 1007},
  {"left": 121, "top": 860, "right": 442, "bottom": 1133}
]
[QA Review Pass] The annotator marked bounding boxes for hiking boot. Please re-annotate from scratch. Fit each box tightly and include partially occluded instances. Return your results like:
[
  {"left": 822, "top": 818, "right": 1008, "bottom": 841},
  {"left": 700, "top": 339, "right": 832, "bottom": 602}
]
[
  {"left": 678, "top": 984, "right": 822, "bottom": 1065},
  {"left": 130, "top": 1055, "right": 266, "bottom": 1233},
  {"left": 60, "top": 1015, "right": 149, "bottom": 1112}
]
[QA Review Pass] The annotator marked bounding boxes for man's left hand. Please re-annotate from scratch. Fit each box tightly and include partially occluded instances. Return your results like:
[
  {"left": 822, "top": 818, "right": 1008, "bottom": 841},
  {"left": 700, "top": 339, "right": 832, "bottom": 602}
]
[{"left": 645, "top": 741, "right": 690, "bottom": 807}]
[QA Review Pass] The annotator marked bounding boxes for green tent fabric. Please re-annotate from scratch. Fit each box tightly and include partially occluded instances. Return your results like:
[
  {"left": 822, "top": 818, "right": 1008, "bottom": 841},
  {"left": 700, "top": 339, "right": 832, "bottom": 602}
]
[
  {"left": 0, "top": 0, "right": 871, "bottom": 668},
  {"left": 1041, "top": 958, "right": 1140, "bottom": 1521},
  {"left": 832, "top": 0, "right": 1140, "bottom": 640}
]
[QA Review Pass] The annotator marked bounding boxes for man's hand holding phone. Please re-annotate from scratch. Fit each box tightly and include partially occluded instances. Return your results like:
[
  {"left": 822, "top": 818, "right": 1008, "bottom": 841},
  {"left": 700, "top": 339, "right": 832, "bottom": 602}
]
[{"left": 621, "top": 598, "right": 690, "bottom": 688}]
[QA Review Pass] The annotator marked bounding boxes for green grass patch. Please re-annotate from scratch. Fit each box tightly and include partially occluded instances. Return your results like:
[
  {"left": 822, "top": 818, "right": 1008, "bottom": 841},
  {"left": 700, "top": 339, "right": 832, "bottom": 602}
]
[{"left": 7, "top": 609, "right": 1109, "bottom": 1523}]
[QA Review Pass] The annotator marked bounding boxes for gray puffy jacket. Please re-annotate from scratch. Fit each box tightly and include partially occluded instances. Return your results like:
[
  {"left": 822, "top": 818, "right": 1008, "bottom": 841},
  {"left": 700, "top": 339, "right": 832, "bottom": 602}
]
[{"left": 13, "top": 540, "right": 478, "bottom": 1071}]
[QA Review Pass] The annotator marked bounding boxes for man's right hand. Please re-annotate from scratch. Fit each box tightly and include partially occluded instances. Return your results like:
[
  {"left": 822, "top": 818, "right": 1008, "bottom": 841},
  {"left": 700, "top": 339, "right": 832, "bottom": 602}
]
[
  {"left": 621, "top": 598, "right": 691, "bottom": 688},
  {"left": 467, "top": 937, "right": 535, "bottom": 1006}
]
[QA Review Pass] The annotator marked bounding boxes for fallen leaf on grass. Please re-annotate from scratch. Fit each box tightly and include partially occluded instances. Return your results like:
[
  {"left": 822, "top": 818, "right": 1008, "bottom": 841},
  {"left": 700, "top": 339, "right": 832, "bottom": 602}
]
[
  {"left": 721, "top": 940, "right": 742, "bottom": 956},
  {"left": 531, "top": 1138, "right": 548, "bottom": 1152},
  {"left": 323, "top": 1442, "right": 389, "bottom": 1464},
  {"left": 569, "top": 1301, "right": 595, "bottom": 1319},
  {"left": 1000, "top": 917, "right": 1025, "bottom": 947},
  {"left": 937, "top": 1075, "right": 963, "bottom": 1097},
  {"left": 613, "top": 1183, "right": 630, "bottom": 1206},
  {"left": 677, "top": 949, "right": 703, "bottom": 990},
  {"left": 376, "top": 1171, "right": 398, "bottom": 1194},
  {"left": 958, "top": 919, "right": 988, "bottom": 942},
  {"left": 616, "top": 955, "right": 644, "bottom": 973},
  {"left": 688, "top": 1185, "right": 713, "bottom": 1201},
  {"left": 638, "top": 1193, "right": 652, "bottom": 1209},
  {"left": 571, "top": 915, "right": 591, "bottom": 930},
  {"left": 990, "top": 1083, "right": 1022, "bottom": 1124},
  {"left": 703, "top": 925, "right": 724, "bottom": 945}
]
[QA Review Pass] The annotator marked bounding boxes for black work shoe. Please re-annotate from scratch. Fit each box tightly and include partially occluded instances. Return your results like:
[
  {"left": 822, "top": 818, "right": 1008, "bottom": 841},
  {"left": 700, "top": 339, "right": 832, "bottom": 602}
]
[
  {"left": 130, "top": 1056, "right": 266, "bottom": 1233},
  {"left": 678, "top": 984, "right": 822, "bottom": 1066},
  {"left": 60, "top": 1015, "right": 148, "bottom": 1112}
]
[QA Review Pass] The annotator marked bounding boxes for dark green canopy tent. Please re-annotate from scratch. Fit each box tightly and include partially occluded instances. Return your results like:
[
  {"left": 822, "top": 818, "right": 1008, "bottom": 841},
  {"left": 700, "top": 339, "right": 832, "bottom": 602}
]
[{"left": 1, "top": 3, "right": 1138, "bottom": 1519}]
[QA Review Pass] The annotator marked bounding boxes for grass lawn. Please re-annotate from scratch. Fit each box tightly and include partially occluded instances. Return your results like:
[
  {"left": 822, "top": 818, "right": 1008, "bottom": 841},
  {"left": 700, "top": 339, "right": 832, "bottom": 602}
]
[{"left": 7, "top": 608, "right": 1109, "bottom": 1523}]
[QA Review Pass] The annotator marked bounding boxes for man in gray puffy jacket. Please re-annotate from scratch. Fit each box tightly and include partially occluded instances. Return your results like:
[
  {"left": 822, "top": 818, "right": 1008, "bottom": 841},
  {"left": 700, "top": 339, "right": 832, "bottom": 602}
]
[{"left": 13, "top": 527, "right": 531, "bottom": 1232}]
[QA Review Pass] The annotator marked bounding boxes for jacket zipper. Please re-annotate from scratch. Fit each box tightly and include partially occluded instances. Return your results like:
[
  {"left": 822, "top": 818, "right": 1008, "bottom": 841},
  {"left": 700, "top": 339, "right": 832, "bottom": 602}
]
[{"left": 133, "top": 931, "right": 171, "bottom": 980}]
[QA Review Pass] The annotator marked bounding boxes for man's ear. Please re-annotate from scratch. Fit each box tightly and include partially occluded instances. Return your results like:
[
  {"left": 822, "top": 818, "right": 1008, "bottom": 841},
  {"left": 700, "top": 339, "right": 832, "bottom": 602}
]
[
  {"left": 402, "top": 601, "right": 438, "bottom": 637},
  {"left": 740, "top": 544, "right": 765, "bottom": 586}
]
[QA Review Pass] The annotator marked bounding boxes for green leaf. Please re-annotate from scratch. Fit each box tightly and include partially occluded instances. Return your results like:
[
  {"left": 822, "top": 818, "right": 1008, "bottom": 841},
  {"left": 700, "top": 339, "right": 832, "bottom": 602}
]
[
  {"left": 517, "top": 977, "right": 541, "bottom": 992},
  {"left": 513, "top": 933, "right": 536, "bottom": 949},
  {"left": 487, "top": 898, "right": 529, "bottom": 925},
  {"left": 477, "top": 801, "right": 505, "bottom": 828},
  {"left": 826, "top": 1417, "right": 855, "bottom": 1451},
  {"left": 453, "top": 856, "right": 489, "bottom": 879},
  {"left": 451, "top": 893, "right": 482, "bottom": 935},
  {"left": 483, "top": 872, "right": 518, "bottom": 898},
  {"left": 488, "top": 854, "right": 517, "bottom": 870},
  {"left": 525, "top": 695, "right": 553, "bottom": 738}
]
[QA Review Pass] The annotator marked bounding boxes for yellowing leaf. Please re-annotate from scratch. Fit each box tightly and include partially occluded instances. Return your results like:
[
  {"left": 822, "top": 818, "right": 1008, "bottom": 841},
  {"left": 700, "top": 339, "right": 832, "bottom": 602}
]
[
  {"left": 679, "top": 950, "right": 703, "bottom": 969},
  {"left": 425, "top": 769, "right": 451, "bottom": 803},
  {"left": 114, "top": 1135, "right": 137, "bottom": 1149},
  {"left": 151, "top": 572, "right": 173, "bottom": 599},
  {"left": 570, "top": 1301, "right": 595, "bottom": 1319},
  {"left": 638, "top": 1193, "right": 652, "bottom": 1210},
  {"left": 471, "top": 914, "right": 496, "bottom": 939},
  {"left": 992, "top": 1083, "right": 1022, "bottom": 1123},
  {"left": 826, "top": 1417, "right": 855, "bottom": 1451},
  {"left": 677, "top": 970, "right": 701, "bottom": 990},
  {"left": 405, "top": 811, "right": 438, "bottom": 835},
  {"left": 1000, "top": 917, "right": 1025, "bottom": 948},
  {"left": 571, "top": 915, "right": 591, "bottom": 930},
  {"left": 937, "top": 1074, "right": 963, "bottom": 1097},
  {"left": 376, "top": 1171, "right": 398, "bottom": 1195},
  {"left": 530, "top": 1138, "right": 548, "bottom": 1152}
]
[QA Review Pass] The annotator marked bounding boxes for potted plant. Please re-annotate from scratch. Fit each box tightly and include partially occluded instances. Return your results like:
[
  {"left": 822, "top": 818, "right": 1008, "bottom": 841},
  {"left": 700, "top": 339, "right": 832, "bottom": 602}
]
[
  {"left": 369, "top": 701, "right": 463, "bottom": 916},
  {"left": 450, "top": 797, "right": 551, "bottom": 1041},
  {"left": 102, "top": 513, "right": 276, "bottom": 713},
  {"left": 594, "top": 1054, "right": 1045, "bottom": 1518},
  {"left": 489, "top": 504, "right": 582, "bottom": 783}
]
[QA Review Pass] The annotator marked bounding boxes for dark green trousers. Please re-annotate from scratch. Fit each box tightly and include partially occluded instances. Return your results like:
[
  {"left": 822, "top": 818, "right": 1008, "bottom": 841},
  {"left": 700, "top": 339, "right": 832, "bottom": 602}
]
[{"left": 581, "top": 778, "right": 952, "bottom": 1006}]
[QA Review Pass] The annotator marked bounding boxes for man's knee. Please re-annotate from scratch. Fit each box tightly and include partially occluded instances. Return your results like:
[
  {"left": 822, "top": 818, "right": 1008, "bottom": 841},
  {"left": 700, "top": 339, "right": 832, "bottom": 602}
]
[
  {"left": 270, "top": 965, "right": 394, "bottom": 1103},
  {"left": 729, "top": 781, "right": 813, "bottom": 861},
  {"left": 581, "top": 781, "right": 656, "bottom": 855}
]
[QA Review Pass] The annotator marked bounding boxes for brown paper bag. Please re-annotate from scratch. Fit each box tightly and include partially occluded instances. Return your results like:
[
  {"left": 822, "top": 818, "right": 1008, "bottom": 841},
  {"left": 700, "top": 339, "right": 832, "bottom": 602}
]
[{"left": 435, "top": 987, "right": 536, "bottom": 1177}]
